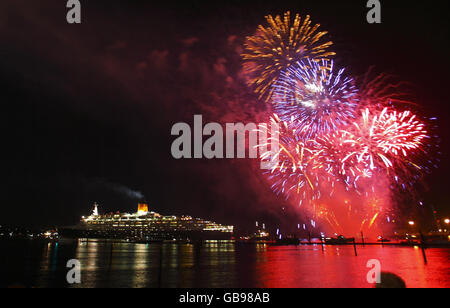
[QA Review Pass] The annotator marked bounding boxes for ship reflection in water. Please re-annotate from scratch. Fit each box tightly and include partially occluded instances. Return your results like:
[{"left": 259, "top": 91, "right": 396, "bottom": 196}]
[{"left": 1, "top": 239, "right": 449, "bottom": 288}]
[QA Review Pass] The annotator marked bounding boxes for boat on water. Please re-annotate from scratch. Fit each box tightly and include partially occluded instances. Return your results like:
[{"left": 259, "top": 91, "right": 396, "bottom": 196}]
[
  {"left": 59, "top": 203, "right": 234, "bottom": 241},
  {"left": 324, "top": 235, "right": 355, "bottom": 245},
  {"left": 275, "top": 236, "right": 300, "bottom": 246}
]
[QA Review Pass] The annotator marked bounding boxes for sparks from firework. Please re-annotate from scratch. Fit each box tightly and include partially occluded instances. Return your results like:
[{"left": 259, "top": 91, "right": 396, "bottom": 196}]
[
  {"left": 354, "top": 69, "right": 439, "bottom": 191},
  {"left": 317, "top": 107, "right": 429, "bottom": 189},
  {"left": 356, "top": 67, "right": 418, "bottom": 111},
  {"left": 246, "top": 13, "right": 438, "bottom": 234},
  {"left": 313, "top": 203, "right": 343, "bottom": 233},
  {"left": 317, "top": 129, "right": 371, "bottom": 187},
  {"left": 258, "top": 115, "right": 337, "bottom": 205},
  {"left": 272, "top": 59, "right": 359, "bottom": 138},
  {"left": 242, "top": 11, "right": 335, "bottom": 102},
  {"left": 350, "top": 108, "right": 427, "bottom": 171}
]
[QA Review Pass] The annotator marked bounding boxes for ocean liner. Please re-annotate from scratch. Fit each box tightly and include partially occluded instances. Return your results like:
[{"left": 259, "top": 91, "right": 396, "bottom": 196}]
[{"left": 60, "top": 203, "right": 234, "bottom": 241}]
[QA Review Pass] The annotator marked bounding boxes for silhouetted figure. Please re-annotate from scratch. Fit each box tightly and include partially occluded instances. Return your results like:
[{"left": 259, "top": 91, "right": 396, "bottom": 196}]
[{"left": 375, "top": 272, "right": 406, "bottom": 288}]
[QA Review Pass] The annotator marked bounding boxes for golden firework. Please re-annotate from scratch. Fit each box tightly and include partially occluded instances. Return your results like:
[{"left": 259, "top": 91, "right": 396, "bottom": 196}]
[{"left": 242, "top": 11, "right": 335, "bottom": 102}]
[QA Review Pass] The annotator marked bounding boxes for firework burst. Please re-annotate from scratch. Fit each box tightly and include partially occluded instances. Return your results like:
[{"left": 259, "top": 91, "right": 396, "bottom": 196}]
[
  {"left": 317, "top": 107, "right": 429, "bottom": 188},
  {"left": 272, "top": 59, "right": 359, "bottom": 138},
  {"left": 351, "top": 108, "right": 428, "bottom": 172},
  {"left": 259, "top": 115, "right": 335, "bottom": 205},
  {"left": 246, "top": 12, "right": 439, "bottom": 235},
  {"left": 317, "top": 129, "right": 372, "bottom": 187},
  {"left": 242, "top": 11, "right": 335, "bottom": 102}
]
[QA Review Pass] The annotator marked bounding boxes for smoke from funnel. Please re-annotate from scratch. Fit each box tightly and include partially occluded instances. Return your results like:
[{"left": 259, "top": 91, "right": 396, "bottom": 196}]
[{"left": 89, "top": 178, "right": 145, "bottom": 201}]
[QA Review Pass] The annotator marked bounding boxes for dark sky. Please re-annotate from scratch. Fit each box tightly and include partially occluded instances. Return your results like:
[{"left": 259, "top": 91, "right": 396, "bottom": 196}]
[{"left": 0, "top": 0, "right": 449, "bottom": 232}]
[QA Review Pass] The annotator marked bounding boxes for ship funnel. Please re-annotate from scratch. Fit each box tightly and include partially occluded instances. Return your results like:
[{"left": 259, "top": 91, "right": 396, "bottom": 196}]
[{"left": 137, "top": 203, "right": 149, "bottom": 215}]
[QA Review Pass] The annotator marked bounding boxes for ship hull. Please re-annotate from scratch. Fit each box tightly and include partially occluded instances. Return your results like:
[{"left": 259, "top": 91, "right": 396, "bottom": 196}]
[{"left": 59, "top": 226, "right": 233, "bottom": 241}]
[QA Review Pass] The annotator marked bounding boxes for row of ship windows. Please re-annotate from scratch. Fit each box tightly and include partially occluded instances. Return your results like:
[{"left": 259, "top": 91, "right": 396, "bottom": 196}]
[
  {"left": 86, "top": 227, "right": 232, "bottom": 232},
  {"left": 91, "top": 217, "right": 207, "bottom": 222},
  {"left": 87, "top": 222, "right": 212, "bottom": 226},
  {"left": 87, "top": 220, "right": 212, "bottom": 224}
]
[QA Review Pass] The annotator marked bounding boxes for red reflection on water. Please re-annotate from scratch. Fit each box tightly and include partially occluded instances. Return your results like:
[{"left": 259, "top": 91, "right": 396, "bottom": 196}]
[{"left": 254, "top": 246, "right": 450, "bottom": 288}]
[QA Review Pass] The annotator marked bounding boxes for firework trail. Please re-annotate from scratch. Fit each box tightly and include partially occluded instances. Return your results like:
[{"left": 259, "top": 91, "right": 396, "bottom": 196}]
[
  {"left": 242, "top": 11, "right": 335, "bottom": 102},
  {"left": 272, "top": 59, "right": 359, "bottom": 138},
  {"left": 356, "top": 67, "right": 417, "bottom": 111}
]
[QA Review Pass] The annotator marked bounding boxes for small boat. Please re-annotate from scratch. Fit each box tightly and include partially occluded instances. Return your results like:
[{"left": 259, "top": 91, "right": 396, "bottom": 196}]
[
  {"left": 325, "top": 235, "right": 355, "bottom": 245},
  {"left": 275, "top": 236, "right": 300, "bottom": 246},
  {"left": 377, "top": 236, "right": 391, "bottom": 243}
]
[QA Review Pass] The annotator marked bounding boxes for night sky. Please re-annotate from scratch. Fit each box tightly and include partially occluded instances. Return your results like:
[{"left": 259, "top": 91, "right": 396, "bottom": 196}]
[{"left": 1, "top": 0, "right": 449, "bottom": 232}]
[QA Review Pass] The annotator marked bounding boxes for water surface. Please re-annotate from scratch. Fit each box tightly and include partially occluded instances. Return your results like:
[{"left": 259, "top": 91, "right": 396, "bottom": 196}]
[{"left": 1, "top": 239, "right": 448, "bottom": 288}]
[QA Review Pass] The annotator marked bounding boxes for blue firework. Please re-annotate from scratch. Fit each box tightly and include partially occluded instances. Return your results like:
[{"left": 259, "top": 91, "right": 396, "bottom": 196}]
[{"left": 272, "top": 59, "right": 359, "bottom": 138}]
